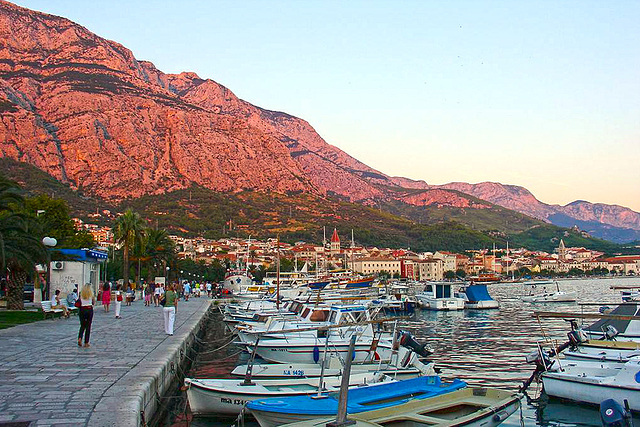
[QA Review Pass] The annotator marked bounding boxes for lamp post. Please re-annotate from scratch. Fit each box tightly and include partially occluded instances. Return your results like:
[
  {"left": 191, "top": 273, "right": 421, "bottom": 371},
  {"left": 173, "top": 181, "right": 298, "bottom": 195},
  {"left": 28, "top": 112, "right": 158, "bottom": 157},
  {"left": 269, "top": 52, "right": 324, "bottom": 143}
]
[
  {"left": 42, "top": 237, "right": 57, "bottom": 301},
  {"left": 166, "top": 266, "right": 170, "bottom": 285}
]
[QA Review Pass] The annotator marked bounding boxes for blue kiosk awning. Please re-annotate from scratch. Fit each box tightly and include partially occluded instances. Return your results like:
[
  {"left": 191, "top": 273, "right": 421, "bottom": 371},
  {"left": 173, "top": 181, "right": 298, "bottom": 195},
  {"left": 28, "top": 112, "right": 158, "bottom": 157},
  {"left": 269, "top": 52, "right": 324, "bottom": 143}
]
[{"left": 58, "top": 249, "right": 108, "bottom": 262}]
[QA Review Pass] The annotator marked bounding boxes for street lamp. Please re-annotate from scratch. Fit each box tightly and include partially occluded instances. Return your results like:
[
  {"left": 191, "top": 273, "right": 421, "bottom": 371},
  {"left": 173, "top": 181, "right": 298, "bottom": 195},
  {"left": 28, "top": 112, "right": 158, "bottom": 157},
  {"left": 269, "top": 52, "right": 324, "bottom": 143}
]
[
  {"left": 42, "top": 237, "right": 57, "bottom": 301},
  {"left": 166, "top": 266, "right": 170, "bottom": 284}
]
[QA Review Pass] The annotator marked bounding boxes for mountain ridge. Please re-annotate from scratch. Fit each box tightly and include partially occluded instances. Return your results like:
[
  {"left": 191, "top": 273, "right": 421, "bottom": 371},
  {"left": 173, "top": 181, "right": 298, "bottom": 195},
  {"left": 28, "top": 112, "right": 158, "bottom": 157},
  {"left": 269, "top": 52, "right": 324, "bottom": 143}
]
[{"left": 0, "top": 0, "right": 638, "bottom": 243}]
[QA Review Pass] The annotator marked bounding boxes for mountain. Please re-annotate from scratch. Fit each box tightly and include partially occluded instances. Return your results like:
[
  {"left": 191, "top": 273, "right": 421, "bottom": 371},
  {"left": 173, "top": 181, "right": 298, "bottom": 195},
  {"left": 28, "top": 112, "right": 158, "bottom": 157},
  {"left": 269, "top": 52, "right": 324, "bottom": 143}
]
[
  {"left": 439, "top": 182, "right": 640, "bottom": 243},
  {"left": 0, "top": 0, "right": 637, "bottom": 244}
]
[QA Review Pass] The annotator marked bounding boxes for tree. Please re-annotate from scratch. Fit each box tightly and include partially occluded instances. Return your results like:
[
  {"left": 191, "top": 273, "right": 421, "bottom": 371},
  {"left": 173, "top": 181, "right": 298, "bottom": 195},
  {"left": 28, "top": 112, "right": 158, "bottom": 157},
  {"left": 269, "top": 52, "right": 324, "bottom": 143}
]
[
  {"left": 0, "top": 177, "right": 47, "bottom": 309},
  {"left": 113, "top": 209, "right": 145, "bottom": 286},
  {"left": 142, "top": 227, "right": 176, "bottom": 284},
  {"left": 455, "top": 269, "right": 466, "bottom": 278},
  {"left": 23, "top": 194, "right": 94, "bottom": 249},
  {"left": 444, "top": 270, "right": 456, "bottom": 280}
]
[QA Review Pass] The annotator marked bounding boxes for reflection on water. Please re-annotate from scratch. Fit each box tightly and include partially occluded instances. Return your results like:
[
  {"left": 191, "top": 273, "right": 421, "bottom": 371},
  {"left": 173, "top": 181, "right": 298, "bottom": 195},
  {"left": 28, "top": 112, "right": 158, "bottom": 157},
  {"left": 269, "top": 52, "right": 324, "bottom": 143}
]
[{"left": 176, "top": 277, "right": 640, "bottom": 426}]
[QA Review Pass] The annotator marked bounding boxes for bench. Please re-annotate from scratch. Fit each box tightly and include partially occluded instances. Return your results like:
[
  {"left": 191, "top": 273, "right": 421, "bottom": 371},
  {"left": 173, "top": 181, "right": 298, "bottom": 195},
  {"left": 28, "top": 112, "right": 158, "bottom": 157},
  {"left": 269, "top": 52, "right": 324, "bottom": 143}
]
[
  {"left": 61, "top": 300, "right": 78, "bottom": 315},
  {"left": 41, "top": 301, "right": 64, "bottom": 319}
]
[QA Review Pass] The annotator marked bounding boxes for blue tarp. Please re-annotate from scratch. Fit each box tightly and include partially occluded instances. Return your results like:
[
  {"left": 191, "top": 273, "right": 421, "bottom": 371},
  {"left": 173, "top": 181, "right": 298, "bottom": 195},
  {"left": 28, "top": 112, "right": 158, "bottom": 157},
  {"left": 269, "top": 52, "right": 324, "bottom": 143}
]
[{"left": 465, "top": 284, "right": 494, "bottom": 302}]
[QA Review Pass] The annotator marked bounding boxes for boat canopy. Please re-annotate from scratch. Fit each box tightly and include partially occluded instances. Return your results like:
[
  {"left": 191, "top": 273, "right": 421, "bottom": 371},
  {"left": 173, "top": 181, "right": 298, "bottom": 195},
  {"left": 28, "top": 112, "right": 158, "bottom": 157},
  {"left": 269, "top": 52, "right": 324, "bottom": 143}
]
[{"left": 465, "top": 284, "right": 494, "bottom": 302}]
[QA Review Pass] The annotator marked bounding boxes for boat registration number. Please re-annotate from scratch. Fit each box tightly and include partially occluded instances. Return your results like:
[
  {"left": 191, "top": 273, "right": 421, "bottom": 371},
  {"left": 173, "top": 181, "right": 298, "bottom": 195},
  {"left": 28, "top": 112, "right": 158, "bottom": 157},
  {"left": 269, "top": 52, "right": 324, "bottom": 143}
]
[
  {"left": 283, "top": 369, "right": 305, "bottom": 376},
  {"left": 270, "top": 348, "right": 287, "bottom": 352},
  {"left": 221, "top": 397, "right": 248, "bottom": 406}
]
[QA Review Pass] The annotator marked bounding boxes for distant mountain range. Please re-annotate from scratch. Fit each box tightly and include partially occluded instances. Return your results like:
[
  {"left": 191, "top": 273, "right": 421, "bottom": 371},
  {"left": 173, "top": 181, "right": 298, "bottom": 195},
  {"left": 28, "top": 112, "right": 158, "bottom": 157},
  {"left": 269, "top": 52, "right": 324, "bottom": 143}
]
[{"left": 1, "top": 0, "right": 638, "bottom": 244}]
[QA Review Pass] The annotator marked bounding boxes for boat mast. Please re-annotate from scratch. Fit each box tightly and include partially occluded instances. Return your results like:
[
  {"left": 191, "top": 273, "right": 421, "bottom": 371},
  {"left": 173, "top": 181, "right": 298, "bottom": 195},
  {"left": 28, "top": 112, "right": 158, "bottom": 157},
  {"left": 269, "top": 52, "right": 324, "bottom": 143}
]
[{"left": 276, "top": 235, "right": 280, "bottom": 310}]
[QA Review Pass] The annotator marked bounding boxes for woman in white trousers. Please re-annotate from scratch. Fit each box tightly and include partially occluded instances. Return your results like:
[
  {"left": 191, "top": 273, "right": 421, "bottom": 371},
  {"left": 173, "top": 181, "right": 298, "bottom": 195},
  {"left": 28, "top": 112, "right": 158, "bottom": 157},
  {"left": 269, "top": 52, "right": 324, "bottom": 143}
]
[
  {"left": 162, "top": 284, "right": 178, "bottom": 335},
  {"left": 114, "top": 285, "right": 122, "bottom": 319}
]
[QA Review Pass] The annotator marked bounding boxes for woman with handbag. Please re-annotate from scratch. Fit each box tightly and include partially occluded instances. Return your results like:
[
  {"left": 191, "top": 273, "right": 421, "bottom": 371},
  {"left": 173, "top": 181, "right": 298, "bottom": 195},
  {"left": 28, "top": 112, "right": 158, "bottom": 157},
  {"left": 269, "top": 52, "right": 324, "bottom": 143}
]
[
  {"left": 162, "top": 284, "right": 178, "bottom": 336},
  {"left": 114, "top": 284, "right": 123, "bottom": 319},
  {"left": 78, "top": 284, "right": 95, "bottom": 347},
  {"left": 102, "top": 282, "right": 111, "bottom": 313}
]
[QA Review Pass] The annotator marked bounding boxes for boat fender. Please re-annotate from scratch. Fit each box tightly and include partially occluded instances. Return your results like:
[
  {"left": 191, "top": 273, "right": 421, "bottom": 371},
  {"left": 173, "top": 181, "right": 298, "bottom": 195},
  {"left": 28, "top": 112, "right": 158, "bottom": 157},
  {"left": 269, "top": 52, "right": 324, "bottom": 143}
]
[
  {"left": 313, "top": 346, "right": 320, "bottom": 363},
  {"left": 492, "top": 410, "right": 509, "bottom": 422},
  {"left": 600, "top": 398, "right": 633, "bottom": 427}
]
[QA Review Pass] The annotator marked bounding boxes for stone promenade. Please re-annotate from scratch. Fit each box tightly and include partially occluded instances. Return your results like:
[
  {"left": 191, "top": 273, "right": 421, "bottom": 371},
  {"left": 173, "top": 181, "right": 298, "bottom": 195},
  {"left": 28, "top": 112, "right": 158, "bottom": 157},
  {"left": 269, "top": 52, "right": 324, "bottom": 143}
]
[{"left": 0, "top": 296, "right": 214, "bottom": 426}]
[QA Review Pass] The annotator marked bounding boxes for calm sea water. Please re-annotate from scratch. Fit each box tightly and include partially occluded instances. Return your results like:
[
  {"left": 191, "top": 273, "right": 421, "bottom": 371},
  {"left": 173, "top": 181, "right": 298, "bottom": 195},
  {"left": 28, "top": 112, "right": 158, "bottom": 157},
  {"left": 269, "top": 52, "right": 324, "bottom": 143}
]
[{"left": 173, "top": 276, "right": 640, "bottom": 427}]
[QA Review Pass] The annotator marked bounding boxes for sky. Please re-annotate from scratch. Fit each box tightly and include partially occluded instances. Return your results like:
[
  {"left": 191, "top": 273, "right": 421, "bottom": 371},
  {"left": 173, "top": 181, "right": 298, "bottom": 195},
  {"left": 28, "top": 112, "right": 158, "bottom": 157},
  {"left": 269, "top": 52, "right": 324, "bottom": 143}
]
[{"left": 14, "top": 0, "right": 640, "bottom": 211}]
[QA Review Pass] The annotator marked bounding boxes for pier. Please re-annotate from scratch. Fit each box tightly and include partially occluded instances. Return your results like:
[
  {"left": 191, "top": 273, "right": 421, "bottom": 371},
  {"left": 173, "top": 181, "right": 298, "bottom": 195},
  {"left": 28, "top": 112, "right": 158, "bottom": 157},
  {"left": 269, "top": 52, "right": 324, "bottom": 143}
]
[{"left": 0, "top": 298, "right": 213, "bottom": 426}]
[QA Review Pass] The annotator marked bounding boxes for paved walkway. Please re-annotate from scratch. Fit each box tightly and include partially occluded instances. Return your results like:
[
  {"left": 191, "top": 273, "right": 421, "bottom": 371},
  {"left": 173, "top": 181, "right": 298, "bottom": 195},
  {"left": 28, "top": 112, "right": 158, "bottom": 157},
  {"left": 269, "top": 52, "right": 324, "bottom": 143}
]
[{"left": 0, "top": 296, "right": 214, "bottom": 426}]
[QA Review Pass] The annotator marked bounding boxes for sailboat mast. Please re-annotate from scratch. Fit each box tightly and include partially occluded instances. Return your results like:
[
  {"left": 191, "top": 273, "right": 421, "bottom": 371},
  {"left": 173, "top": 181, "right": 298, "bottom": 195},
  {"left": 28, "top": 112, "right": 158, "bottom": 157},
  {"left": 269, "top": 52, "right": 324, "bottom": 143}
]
[{"left": 276, "top": 235, "right": 280, "bottom": 310}]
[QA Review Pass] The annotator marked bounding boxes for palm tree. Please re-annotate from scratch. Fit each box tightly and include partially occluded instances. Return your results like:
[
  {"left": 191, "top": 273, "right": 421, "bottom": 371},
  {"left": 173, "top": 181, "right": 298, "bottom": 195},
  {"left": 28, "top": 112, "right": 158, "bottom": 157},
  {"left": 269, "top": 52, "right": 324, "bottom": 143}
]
[
  {"left": 0, "top": 177, "right": 46, "bottom": 310},
  {"left": 142, "top": 227, "right": 175, "bottom": 283},
  {"left": 113, "top": 209, "right": 145, "bottom": 287}
]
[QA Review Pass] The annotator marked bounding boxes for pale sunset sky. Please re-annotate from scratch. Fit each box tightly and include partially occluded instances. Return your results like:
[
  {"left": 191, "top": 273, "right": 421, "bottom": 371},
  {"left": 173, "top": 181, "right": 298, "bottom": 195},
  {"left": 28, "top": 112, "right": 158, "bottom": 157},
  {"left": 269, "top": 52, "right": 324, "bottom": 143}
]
[{"left": 14, "top": 0, "right": 640, "bottom": 211}]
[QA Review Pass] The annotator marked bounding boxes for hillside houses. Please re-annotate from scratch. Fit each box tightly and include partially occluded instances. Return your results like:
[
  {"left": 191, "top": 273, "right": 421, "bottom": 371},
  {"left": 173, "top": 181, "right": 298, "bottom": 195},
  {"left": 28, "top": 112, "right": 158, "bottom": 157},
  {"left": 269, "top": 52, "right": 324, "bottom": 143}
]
[{"left": 71, "top": 219, "right": 640, "bottom": 279}]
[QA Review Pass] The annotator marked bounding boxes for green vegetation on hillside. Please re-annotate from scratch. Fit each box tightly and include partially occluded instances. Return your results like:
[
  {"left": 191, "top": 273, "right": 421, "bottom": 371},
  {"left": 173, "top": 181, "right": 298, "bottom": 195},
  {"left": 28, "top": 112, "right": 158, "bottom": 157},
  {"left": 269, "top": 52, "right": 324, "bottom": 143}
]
[{"left": 1, "top": 159, "right": 632, "bottom": 253}]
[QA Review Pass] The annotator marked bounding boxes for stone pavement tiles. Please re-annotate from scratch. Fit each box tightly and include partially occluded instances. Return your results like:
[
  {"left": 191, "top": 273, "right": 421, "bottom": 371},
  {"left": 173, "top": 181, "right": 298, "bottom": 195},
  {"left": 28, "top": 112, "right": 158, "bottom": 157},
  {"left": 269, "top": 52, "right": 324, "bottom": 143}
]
[{"left": 0, "top": 297, "right": 213, "bottom": 426}]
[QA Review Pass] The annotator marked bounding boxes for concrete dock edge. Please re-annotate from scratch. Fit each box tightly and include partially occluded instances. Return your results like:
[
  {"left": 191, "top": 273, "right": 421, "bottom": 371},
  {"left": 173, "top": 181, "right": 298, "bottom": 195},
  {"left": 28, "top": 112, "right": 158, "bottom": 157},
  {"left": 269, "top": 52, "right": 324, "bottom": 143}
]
[{"left": 88, "top": 300, "right": 214, "bottom": 426}]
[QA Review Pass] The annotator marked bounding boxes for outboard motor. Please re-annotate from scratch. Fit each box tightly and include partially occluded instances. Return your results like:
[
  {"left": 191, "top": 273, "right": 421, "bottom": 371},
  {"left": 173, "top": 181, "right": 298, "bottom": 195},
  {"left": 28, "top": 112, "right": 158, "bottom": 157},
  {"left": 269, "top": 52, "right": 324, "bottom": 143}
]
[
  {"left": 567, "top": 328, "right": 588, "bottom": 347},
  {"left": 600, "top": 399, "right": 633, "bottom": 427},
  {"left": 398, "top": 331, "right": 432, "bottom": 357},
  {"left": 604, "top": 325, "right": 619, "bottom": 341}
]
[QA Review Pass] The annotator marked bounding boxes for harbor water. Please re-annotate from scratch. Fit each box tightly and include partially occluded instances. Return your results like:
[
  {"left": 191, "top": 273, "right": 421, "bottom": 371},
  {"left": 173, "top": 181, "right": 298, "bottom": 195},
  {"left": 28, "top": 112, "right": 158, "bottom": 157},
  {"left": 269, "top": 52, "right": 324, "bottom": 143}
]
[{"left": 171, "top": 276, "right": 640, "bottom": 426}]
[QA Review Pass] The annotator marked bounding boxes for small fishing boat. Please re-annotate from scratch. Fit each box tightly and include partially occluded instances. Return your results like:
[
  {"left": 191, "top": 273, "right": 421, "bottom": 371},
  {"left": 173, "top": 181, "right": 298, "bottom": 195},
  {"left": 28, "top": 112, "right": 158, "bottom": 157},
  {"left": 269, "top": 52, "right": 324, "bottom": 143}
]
[
  {"left": 581, "top": 302, "right": 640, "bottom": 341},
  {"left": 184, "top": 371, "right": 389, "bottom": 416},
  {"left": 454, "top": 283, "right": 499, "bottom": 309},
  {"left": 521, "top": 280, "right": 576, "bottom": 303},
  {"left": 541, "top": 357, "right": 640, "bottom": 411},
  {"left": 281, "top": 387, "right": 521, "bottom": 427},
  {"left": 247, "top": 376, "right": 467, "bottom": 427},
  {"left": 417, "top": 282, "right": 465, "bottom": 311}
]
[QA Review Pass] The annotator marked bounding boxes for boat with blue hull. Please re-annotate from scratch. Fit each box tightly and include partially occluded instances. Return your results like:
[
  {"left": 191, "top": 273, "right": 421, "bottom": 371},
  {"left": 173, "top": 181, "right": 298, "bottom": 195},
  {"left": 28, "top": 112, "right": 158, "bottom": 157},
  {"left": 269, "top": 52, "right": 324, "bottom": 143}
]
[
  {"left": 247, "top": 376, "right": 467, "bottom": 426},
  {"left": 455, "top": 283, "right": 500, "bottom": 309}
]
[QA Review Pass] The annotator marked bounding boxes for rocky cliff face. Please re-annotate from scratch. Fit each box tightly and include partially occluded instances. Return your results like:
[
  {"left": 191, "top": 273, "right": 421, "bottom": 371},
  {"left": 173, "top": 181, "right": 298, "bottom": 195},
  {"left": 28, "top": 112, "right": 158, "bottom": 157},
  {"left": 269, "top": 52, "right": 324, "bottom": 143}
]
[
  {"left": 0, "top": 0, "right": 638, "bottom": 242},
  {"left": 0, "top": 0, "right": 434, "bottom": 203}
]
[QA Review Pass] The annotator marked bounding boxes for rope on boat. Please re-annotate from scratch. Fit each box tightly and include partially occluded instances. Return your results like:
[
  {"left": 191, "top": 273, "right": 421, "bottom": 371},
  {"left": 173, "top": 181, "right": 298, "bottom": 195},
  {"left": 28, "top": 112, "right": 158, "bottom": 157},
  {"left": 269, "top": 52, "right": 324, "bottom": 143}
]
[{"left": 195, "top": 335, "right": 238, "bottom": 355}]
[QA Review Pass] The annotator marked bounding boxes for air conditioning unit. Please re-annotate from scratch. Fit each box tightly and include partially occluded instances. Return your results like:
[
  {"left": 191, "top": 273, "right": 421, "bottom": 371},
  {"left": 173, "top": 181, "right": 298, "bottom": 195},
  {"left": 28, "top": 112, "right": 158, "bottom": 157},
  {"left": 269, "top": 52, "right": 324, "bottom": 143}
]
[
  {"left": 52, "top": 261, "right": 64, "bottom": 270},
  {"left": 90, "top": 263, "right": 99, "bottom": 271}
]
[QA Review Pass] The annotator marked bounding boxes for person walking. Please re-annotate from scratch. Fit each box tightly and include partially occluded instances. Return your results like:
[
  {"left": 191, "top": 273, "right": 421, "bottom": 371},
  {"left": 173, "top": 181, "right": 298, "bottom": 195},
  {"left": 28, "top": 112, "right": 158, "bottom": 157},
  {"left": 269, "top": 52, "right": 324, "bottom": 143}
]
[
  {"left": 102, "top": 282, "right": 111, "bottom": 313},
  {"left": 154, "top": 283, "right": 162, "bottom": 307},
  {"left": 78, "top": 284, "right": 95, "bottom": 347},
  {"left": 183, "top": 281, "right": 190, "bottom": 301},
  {"left": 114, "top": 284, "right": 122, "bottom": 319},
  {"left": 162, "top": 284, "right": 178, "bottom": 335},
  {"left": 144, "top": 283, "right": 153, "bottom": 307}
]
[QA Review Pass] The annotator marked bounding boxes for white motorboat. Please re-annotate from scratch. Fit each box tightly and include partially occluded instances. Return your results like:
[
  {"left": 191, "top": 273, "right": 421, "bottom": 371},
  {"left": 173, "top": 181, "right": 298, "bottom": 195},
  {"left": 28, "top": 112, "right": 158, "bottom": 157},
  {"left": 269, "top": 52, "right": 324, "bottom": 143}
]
[
  {"left": 454, "top": 283, "right": 499, "bottom": 309},
  {"left": 521, "top": 280, "right": 576, "bottom": 303},
  {"left": 242, "top": 305, "right": 398, "bottom": 364},
  {"left": 581, "top": 303, "right": 640, "bottom": 341},
  {"left": 541, "top": 357, "right": 640, "bottom": 411},
  {"left": 416, "top": 282, "right": 465, "bottom": 311},
  {"left": 185, "top": 371, "right": 390, "bottom": 416}
]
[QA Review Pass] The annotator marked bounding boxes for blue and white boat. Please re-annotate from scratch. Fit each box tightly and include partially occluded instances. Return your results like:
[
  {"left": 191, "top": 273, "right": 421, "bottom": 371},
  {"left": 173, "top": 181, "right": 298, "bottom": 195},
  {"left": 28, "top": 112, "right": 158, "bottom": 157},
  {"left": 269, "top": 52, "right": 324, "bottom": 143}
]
[
  {"left": 247, "top": 376, "right": 466, "bottom": 427},
  {"left": 416, "top": 282, "right": 465, "bottom": 310},
  {"left": 455, "top": 283, "right": 499, "bottom": 309}
]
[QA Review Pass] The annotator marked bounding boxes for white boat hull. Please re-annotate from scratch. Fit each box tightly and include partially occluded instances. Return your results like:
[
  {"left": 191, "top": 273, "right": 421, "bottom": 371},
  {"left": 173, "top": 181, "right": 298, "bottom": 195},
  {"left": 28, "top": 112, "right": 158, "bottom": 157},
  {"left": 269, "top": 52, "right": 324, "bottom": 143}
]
[
  {"left": 418, "top": 296, "right": 465, "bottom": 311},
  {"left": 542, "top": 374, "right": 640, "bottom": 411},
  {"left": 185, "top": 373, "right": 386, "bottom": 416},
  {"left": 465, "top": 300, "right": 500, "bottom": 309},
  {"left": 522, "top": 291, "right": 576, "bottom": 303}
]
